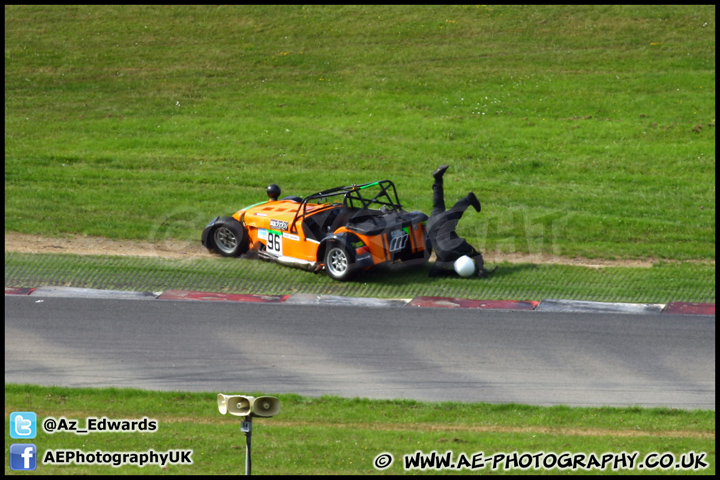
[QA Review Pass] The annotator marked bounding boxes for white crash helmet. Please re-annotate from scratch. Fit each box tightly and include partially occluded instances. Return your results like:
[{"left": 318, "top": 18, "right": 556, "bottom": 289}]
[{"left": 454, "top": 255, "right": 475, "bottom": 277}]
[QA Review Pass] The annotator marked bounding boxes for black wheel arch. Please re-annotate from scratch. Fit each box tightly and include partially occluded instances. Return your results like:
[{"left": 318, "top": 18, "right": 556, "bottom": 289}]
[
  {"left": 317, "top": 232, "right": 364, "bottom": 264},
  {"left": 205, "top": 216, "right": 249, "bottom": 257}
]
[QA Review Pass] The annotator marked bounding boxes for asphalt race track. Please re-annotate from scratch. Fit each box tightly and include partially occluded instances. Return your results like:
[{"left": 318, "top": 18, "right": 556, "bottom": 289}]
[{"left": 5, "top": 295, "right": 715, "bottom": 410}]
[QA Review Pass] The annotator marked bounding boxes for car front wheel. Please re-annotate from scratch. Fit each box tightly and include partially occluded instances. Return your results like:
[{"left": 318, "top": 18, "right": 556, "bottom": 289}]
[{"left": 210, "top": 217, "right": 249, "bottom": 257}]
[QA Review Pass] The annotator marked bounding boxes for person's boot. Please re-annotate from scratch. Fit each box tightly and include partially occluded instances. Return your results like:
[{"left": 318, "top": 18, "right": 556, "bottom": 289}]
[
  {"left": 433, "top": 165, "right": 449, "bottom": 180},
  {"left": 468, "top": 192, "right": 481, "bottom": 213}
]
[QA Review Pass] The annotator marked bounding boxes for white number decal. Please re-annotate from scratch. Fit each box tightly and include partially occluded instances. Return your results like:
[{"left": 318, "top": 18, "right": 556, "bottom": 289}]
[{"left": 267, "top": 231, "right": 282, "bottom": 256}]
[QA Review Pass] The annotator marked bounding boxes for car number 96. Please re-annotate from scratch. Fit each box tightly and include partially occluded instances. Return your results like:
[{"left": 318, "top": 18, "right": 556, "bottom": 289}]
[{"left": 266, "top": 230, "right": 282, "bottom": 256}]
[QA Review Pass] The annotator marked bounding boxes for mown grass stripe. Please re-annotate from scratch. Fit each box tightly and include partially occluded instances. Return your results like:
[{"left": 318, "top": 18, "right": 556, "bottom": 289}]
[{"left": 5, "top": 252, "right": 714, "bottom": 304}]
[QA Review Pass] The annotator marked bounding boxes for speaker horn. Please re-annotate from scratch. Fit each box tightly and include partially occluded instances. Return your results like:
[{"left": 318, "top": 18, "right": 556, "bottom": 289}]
[
  {"left": 217, "top": 393, "right": 231, "bottom": 415},
  {"left": 251, "top": 396, "right": 281, "bottom": 417},
  {"left": 227, "top": 395, "right": 254, "bottom": 416}
]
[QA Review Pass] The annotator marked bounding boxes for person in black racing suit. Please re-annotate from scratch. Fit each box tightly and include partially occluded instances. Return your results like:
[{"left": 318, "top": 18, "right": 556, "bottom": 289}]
[{"left": 426, "top": 165, "right": 491, "bottom": 278}]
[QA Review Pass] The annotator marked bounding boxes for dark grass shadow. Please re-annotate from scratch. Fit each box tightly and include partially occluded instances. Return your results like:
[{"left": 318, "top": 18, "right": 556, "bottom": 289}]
[
  {"left": 352, "top": 260, "right": 542, "bottom": 285},
  {"left": 485, "top": 262, "right": 542, "bottom": 279}
]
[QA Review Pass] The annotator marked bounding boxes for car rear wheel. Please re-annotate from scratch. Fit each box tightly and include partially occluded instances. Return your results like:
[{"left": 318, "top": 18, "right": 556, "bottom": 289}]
[
  {"left": 324, "top": 244, "right": 356, "bottom": 281},
  {"left": 210, "top": 218, "right": 249, "bottom": 257}
]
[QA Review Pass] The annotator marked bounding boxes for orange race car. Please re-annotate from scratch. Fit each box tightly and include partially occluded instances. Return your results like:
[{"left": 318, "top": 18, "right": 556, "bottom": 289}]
[{"left": 201, "top": 180, "right": 430, "bottom": 280}]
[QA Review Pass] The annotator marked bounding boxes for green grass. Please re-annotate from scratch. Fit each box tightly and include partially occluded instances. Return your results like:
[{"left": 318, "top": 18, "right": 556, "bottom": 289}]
[
  {"left": 4, "top": 251, "right": 715, "bottom": 303},
  {"left": 5, "top": 384, "right": 715, "bottom": 475},
  {"left": 4, "top": 5, "right": 716, "bottom": 261},
  {"left": 4, "top": 9, "right": 715, "bottom": 475}
]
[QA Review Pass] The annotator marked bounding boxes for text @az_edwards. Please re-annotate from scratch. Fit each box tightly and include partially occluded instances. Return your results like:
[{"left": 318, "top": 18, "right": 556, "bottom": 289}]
[{"left": 43, "top": 416, "right": 157, "bottom": 435}]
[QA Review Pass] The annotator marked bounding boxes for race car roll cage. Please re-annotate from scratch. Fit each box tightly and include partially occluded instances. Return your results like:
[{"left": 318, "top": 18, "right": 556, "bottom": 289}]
[{"left": 288, "top": 180, "right": 403, "bottom": 235}]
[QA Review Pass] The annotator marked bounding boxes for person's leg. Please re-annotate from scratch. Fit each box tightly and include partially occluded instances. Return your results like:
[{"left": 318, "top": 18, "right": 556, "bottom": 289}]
[
  {"left": 433, "top": 164, "right": 449, "bottom": 180},
  {"left": 447, "top": 194, "right": 472, "bottom": 217},
  {"left": 431, "top": 181, "right": 445, "bottom": 216},
  {"left": 445, "top": 192, "right": 481, "bottom": 216},
  {"left": 430, "top": 165, "right": 449, "bottom": 216},
  {"left": 468, "top": 192, "right": 481, "bottom": 212}
]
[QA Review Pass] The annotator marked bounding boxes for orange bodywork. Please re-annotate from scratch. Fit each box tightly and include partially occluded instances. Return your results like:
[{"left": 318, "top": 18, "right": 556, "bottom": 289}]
[
  {"left": 233, "top": 198, "right": 427, "bottom": 271},
  {"left": 203, "top": 180, "right": 430, "bottom": 279},
  {"left": 234, "top": 200, "right": 321, "bottom": 264}
]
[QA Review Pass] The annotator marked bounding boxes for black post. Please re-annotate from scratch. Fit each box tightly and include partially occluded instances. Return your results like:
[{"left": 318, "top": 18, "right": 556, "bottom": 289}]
[{"left": 241, "top": 417, "right": 253, "bottom": 475}]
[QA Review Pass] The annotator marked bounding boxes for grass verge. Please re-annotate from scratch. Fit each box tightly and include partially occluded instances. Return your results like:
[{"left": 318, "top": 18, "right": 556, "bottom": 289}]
[
  {"left": 5, "top": 384, "right": 715, "bottom": 475},
  {"left": 5, "top": 252, "right": 715, "bottom": 304},
  {"left": 5, "top": 5, "right": 716, "bottom": 262}
]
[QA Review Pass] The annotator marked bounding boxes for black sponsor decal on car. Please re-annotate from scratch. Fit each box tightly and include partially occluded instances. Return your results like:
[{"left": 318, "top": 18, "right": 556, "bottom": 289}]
[{"left": 270, "top": 219, "right": 289, "bottom": 231}]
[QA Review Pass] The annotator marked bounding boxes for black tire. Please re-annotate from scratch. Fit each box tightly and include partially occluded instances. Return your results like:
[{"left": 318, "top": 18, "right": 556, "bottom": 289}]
[
  {"left": 324, "top": 243, "right": 357, "bottom": 281},
  {"left": 209, "top": 217, "right": 249, "bottom": 257}
]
